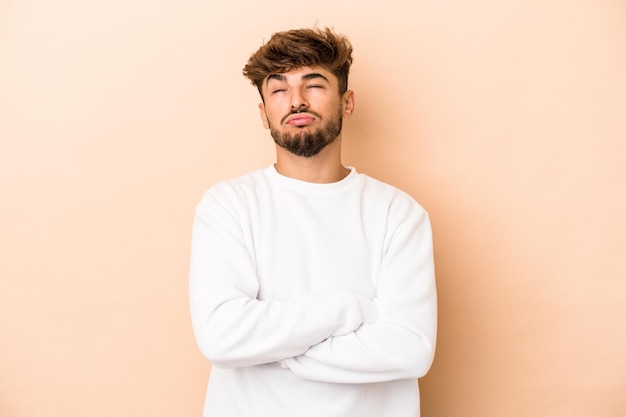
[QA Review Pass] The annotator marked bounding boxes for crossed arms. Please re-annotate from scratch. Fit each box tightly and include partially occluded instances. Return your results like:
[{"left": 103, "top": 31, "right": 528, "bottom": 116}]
[{"left": 189, "top": 187, "right": 437, "bottom": 384}]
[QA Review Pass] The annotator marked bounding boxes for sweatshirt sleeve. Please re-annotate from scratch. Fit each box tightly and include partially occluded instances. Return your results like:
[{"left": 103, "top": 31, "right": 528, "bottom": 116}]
[
  {"left": 189, "top": 185, "right": 377, "bottom": 369},
  {"left": 281, "top": 204, "right": 437, "bottom": 383}
]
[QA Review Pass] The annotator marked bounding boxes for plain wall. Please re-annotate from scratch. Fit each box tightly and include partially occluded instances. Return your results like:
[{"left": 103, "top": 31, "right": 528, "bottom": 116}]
[{"left": 1, "top": 1, "right": 625, "bottom": 416}]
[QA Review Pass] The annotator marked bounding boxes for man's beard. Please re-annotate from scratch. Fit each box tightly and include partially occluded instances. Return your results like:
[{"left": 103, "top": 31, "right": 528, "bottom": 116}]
[{"left": 269, "top": 108, "right": 343, "bottom": 158}]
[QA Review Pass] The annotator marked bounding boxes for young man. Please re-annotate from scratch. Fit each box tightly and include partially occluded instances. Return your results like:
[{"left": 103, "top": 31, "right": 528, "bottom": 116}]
[{"left": 189, "top": 27, "right": 437, "bottom": 417}]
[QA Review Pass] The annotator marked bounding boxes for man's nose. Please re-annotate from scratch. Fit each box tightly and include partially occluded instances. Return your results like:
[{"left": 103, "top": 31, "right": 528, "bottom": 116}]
[
  {"left": 290, "top": 90, "right": 309, "bottom": 111},
  {"left": 292, "top": 103, "right": 308, "bottom": 113}
]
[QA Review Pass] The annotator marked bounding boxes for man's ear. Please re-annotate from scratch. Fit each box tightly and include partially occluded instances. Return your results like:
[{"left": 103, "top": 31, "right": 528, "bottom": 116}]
[
  {"left": 259, "top": 103, "right": 270, "bottom": 129},
  {"left": 342, "top": 90, "right": 355, "bottom": 119}
]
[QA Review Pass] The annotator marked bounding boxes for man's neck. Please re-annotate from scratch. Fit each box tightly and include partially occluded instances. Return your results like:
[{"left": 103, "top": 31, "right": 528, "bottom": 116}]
[{"left": 274, "top": 139, "right": 349, "bottom": 183}]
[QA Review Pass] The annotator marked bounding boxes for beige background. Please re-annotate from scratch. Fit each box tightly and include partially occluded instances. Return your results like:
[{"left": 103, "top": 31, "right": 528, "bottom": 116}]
[{"left": 1, "top": 1, "right": 625, "bottom": 416}]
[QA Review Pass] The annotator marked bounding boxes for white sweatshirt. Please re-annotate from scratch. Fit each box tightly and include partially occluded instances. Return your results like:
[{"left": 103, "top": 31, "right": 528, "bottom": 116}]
[{"left": 189, "top": 165, "right": 437, "bottom": 417}]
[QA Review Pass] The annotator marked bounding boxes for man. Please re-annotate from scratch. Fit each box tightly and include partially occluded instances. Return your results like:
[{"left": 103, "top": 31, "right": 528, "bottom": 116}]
[{"left": 189, "top": 27, "right": 437, "bottom": 417}]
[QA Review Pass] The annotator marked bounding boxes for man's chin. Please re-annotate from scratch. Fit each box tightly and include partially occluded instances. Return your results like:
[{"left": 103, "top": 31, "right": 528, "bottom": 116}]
[
  {"left": 278, "top": 142, "right": 327, "bottom": 158},
  {"left": 270, "top": 119, "right": 341, "bottom": 158}
]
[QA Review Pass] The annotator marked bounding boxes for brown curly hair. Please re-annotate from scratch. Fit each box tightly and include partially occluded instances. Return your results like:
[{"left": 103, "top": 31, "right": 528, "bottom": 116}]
[{"left": 242, "top": 27, "right": 353, "bottom": 99}]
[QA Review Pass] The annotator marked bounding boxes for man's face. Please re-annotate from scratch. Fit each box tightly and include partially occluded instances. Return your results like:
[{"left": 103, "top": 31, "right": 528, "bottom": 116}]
[{"left": 259, "top": 66, "right": 354, "bottom": 158}]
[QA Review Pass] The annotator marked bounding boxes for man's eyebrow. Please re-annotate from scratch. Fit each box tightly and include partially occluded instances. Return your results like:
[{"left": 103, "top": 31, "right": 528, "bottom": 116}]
[
  {"left": 265, "top": 72, "right": 330, "bottom": 86},
  {"left": 266, "top": 74, "right": 286, "bottom": 85},
  {"left": 302, "top": 73, "right": 329, "bottom": 83}
]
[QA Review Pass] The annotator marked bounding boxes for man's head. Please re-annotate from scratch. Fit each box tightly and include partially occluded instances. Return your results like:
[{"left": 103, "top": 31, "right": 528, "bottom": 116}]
[
  {"left": 243, "top": 27, "right": 353, "bottom": 100},
  {"left": 242, "top": 28, "right": 355, "bottom": 159}
]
